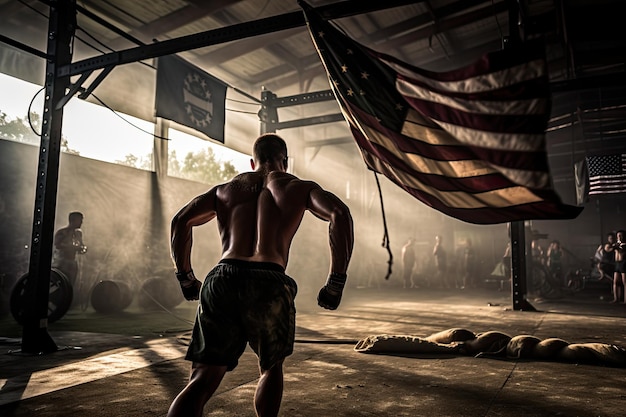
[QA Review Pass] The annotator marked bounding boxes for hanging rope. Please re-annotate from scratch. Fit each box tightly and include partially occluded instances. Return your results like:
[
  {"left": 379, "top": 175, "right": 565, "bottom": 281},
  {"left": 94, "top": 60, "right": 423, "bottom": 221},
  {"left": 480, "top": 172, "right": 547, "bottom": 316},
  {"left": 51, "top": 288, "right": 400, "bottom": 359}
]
[{"left": 374, "top": 172, "right": 393, "bottom": 279}]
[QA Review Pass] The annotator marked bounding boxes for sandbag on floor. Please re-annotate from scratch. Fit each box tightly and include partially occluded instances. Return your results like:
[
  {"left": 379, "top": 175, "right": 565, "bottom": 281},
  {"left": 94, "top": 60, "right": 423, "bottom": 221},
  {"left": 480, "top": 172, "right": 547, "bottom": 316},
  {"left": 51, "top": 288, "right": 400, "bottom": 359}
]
[{"left": 354, "top": 328, "right": 626, "bottom": 367}]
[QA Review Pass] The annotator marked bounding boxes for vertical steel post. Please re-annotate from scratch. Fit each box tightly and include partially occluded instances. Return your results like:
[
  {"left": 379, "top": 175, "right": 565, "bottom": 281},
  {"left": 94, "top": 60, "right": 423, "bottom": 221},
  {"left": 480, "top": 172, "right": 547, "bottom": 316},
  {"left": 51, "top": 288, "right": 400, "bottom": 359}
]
[
  {"left": 259, "top": 88, "right": 278, "bottom": 134},
  {"left": 506, "top": 1, "right": 535, "bottom": 311},
  {"left": 153, "top": 118, "right": 169, "bottom": 178},
  {"left": 21, "top": 0, "right": 76, "bottom": 353},
  {"left": 510, "top": 221, "right": 535, "bottom": 310}
]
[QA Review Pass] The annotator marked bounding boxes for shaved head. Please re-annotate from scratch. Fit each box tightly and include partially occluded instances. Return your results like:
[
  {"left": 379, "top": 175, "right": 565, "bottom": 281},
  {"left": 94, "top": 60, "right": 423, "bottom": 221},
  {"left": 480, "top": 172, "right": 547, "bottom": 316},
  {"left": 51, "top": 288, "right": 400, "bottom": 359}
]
[{"left": 253, "top": 134, "right": 288, "bottom": 165}]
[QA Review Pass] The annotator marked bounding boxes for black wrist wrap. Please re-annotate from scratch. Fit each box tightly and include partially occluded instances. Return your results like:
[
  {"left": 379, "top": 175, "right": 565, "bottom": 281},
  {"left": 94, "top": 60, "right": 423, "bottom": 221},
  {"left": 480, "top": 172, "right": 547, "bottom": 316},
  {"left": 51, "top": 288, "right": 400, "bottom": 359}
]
[
  {"left": 326, "top": 272, "right": 347, "bottom": 293},
  {"left": 176, "top": 270, "right": 196, "bottom": 288}
]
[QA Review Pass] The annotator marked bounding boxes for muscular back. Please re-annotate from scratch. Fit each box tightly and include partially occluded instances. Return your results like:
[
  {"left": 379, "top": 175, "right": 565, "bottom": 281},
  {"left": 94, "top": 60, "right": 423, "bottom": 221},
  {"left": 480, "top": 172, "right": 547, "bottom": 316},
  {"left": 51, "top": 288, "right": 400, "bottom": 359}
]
[
  {"left": 172, "top": 161, "right": 352, "bottom": 275},
  {"left": 216, "top": 171, "right": 317, "bottom": 266}
]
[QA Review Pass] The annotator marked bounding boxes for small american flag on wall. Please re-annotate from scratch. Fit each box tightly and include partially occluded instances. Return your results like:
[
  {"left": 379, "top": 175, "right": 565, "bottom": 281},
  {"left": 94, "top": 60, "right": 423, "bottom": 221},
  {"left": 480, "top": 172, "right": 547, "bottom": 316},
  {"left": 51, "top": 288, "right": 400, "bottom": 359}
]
[{"left": 586, "top": 154, "right": 626, "bottom": 195}]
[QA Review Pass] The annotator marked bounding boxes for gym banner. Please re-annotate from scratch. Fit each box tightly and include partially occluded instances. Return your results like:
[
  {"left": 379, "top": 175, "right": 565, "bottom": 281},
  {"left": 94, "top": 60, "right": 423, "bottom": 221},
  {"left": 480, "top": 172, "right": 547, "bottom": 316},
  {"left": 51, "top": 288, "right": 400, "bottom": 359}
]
[
  {"left": 301, "top": 2, "right": 582, "bottom": 224},
  {"left": 155, "top": 55, "right": 227, "bottom": 143}
]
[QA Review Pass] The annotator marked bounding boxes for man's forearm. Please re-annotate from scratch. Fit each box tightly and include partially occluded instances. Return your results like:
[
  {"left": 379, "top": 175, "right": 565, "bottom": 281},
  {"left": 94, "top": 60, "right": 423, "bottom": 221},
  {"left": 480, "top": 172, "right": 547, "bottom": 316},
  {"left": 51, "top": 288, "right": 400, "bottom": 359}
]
[
  {"left": 171, "top": 221, "right": 193, "bottom": 273},
  {"left": 328, "top": 208, "right": 354, "bottom": 275}
]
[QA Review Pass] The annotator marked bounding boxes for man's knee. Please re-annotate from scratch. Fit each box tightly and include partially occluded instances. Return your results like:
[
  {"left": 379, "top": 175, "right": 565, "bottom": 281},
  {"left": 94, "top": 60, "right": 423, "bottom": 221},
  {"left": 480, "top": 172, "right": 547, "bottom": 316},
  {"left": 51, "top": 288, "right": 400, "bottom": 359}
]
[
  {"left": 260, "top": 358, "right": 284, "bottom": 375},
  {"left": 190, "top": 363, "right": 227, "bottom": 385}
]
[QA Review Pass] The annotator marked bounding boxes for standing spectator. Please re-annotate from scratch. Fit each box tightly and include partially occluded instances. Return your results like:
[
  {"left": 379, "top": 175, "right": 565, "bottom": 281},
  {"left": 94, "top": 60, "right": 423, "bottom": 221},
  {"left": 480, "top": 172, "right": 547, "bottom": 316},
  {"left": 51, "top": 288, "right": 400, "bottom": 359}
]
[
  {"left": 52, "top": 211, "right": 87, "bottom": 286},
  {"left": 502, "top": 243, "right": 512, "bottom": 276},
  {"left": 598, "top": 231, "right": 616, "bottom": 283},
  {"left": 546, "top": 240, "right": 564, "bottom": 286},
  {"left": 531, "top": 240, "right": 545, "bottom": 265},
  {"left": 500, "top": 242, "right": 512, "bottom": 291},
  {"left": 401, "top": 238, "right": 416, "bottom": 288},
  {"left": 433, "top": 235, "right": 449, "bottom": 288},
  {"left": 611, "top": 230, "right": 626, "bottom": 303},
  {"left": 462, "top": 238, "right": 476, "bottom": 289}
]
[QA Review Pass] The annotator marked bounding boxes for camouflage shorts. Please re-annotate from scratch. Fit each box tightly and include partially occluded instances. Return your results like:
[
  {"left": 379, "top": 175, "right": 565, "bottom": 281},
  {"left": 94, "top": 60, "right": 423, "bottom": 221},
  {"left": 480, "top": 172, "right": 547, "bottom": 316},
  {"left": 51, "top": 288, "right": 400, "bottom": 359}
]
[{"left": 185, "top": 259, "right": 297, "bottom": 371}]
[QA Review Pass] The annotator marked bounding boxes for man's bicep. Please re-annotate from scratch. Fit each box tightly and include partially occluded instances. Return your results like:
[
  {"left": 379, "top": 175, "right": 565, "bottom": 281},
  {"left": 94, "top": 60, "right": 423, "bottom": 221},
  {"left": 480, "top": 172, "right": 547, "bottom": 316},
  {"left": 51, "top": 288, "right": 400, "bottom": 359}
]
[
  {"left": 176, "top": 188, "right": 218, "bottom": 227},
  {"left": 54, "top": 230, "right": 68, "bottom": 246},
  {"left": 53, "top": 235, "right": 62, "bottom": 248},
  {"left": 307, "top": 186, "right": 344, "bottom": 222}
]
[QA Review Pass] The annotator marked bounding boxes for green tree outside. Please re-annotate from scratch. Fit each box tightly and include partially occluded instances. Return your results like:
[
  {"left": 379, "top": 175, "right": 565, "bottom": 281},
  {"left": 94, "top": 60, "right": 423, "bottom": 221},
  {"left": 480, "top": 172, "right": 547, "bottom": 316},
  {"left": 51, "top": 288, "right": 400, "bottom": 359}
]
[
  {"left": 116, "top": 147, "right": 239, "bottom": 184},
  {"left": 0, "top": 110, "right": 79, "bottom": 155},
  {"left": 1, "top": 109, "right": 237, "bottom": 183},
  {"left": 180, "top": 147, "right": 238, "bottom": 184}
]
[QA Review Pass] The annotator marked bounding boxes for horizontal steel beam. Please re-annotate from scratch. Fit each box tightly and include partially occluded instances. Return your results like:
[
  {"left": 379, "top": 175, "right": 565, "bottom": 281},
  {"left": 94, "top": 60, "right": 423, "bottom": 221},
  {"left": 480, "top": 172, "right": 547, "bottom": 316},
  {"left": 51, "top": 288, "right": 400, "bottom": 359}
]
[
  {"left": 305, "top": 136, "right": 354, "bottom": 147},
  {"left": 75, "top": 3, "right": 146, "bottom": 47},
  {"left": 550, "top": 72, "right": 626, "bottom": 93},
  {"left": 58, "top": 0, "right": 419, "bottom": 77},
  {"left": 0, "top": 33, "right": 49, "bottom": 59},
  {"left": 273, "top": 113, "right": 344, "bottom": 130},
  {"left": 269, "top": 90, "right": 335, "bottom": 108}
]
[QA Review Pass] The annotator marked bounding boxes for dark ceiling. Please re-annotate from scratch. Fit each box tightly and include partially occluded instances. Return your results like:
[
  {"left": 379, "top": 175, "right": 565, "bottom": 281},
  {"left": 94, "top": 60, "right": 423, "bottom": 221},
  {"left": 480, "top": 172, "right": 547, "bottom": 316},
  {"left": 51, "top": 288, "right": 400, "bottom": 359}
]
[{"left": 1, "top": 0, "right": 625, "bottom": 198}]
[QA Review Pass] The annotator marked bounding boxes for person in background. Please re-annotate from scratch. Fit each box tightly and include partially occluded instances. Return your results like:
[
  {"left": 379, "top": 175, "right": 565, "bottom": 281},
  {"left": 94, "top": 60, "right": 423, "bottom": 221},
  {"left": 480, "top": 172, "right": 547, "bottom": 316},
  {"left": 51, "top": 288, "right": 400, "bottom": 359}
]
[
  {"left": 500, "top": 242, "right": 512, "bottom": 291},
  {"left": 401, "top": 238, "right": 416, "bottom": 288},
  {"left": 432, "top": 235, "right": 449, "bottom": 288},
  {"left": 611, "top": 230, "right": 626, "bottom": 304},
  {"left": 462, "top": 238, "right": 476, "bottom": 289},
  {"left": 546, "top": 240, "right": 564, "bottom": 286},
  {"left": 167, "top": 133, "right": 354, "bottom": 417},
  {"left": 52, "top": 211, "right": 87, "bottom": 286},
  {"left": 598, "top": 231, "right": 616, "bottom": 283},
  {"left": 531, "top": 240, "right": 545, "bottom": 265}
]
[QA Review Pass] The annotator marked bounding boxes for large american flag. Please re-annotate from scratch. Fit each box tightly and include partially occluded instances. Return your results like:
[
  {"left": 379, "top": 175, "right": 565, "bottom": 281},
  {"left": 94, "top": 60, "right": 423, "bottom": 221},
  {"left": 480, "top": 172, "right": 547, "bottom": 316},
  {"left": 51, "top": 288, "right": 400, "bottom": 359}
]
[
  {"left": 301, "top": 5, "right": 582, "bottom": 224},
  {"left": 586, "top": 154, "right": 626, "bottom": 195}
]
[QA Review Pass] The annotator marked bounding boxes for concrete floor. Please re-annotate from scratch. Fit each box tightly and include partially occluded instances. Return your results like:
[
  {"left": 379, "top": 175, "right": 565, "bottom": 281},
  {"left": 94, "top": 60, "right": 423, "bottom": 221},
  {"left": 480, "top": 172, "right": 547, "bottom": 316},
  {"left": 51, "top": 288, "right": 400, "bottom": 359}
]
[{"left": 1, "top": 286, "right": 625, "bottom": 416}]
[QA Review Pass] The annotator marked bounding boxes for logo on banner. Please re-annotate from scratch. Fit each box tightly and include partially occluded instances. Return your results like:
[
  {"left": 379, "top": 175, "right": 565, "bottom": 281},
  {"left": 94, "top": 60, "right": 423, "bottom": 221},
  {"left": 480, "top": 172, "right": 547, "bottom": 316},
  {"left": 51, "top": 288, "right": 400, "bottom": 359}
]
[{"left": 183, "top": 72, "right": 214, "bottom": 128}]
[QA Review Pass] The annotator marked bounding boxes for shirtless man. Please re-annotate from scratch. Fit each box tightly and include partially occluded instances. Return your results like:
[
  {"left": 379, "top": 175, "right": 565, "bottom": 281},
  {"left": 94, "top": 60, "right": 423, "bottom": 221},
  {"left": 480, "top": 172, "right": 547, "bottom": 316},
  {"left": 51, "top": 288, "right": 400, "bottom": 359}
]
[
  {"left": 401, "top": 238, "right": 416, "bottom": 288},
  {"left": 612, "top": 230, "right": 626, "bottom": 303},
  {"left": 598, "top": 231, "right": 616, "bottom": 283},
  {"left": 167, "top": 134, "right": 354, "bottom": 417},
  {"left": 51, "top": 211, "right": 87, "bottom": 286},
  {"left": 462, "top": 238, "right": 476, "bottom": 289},
  {"left": 432, "top": 235, "right": 448, "bottom": 288}
]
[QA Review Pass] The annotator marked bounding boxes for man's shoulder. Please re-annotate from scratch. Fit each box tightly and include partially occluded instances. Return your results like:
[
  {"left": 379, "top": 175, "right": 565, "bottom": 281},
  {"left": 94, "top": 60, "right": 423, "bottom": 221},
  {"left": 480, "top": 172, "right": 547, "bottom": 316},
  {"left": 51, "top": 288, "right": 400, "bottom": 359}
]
[
  {"left": 230, "top": 171, "right": 257, "bottom": 182},
  {"left": 268, "top": 172, "right": 318, "bottom": 186},
  {"left": 231, "top": 171, "right": 298, "bottom": 183},
  {"left": 55, "top": 226, "right": 71, "bottom": 235},
  {"left": 267, "top": 171, "right": 297, "bottom": 180}
]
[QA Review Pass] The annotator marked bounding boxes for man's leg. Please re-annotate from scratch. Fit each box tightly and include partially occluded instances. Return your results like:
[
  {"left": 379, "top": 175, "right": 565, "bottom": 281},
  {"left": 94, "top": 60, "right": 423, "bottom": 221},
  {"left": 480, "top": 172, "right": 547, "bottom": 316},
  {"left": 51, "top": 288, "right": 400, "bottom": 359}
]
[
  {"left": 402, "top": 268, "right": 410, "bottom": 288},
  {"left": 612, "top": 272, "right": 621, "bottom": 302},
  {"left": 254, "top": 360, "right": 284, "bottom": 417},
  {"left": 439, "top": 268, "right": 448, "bottom": 289},
  {"left": 167, "top": 362, "right": 228, "bottom": 417}
]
